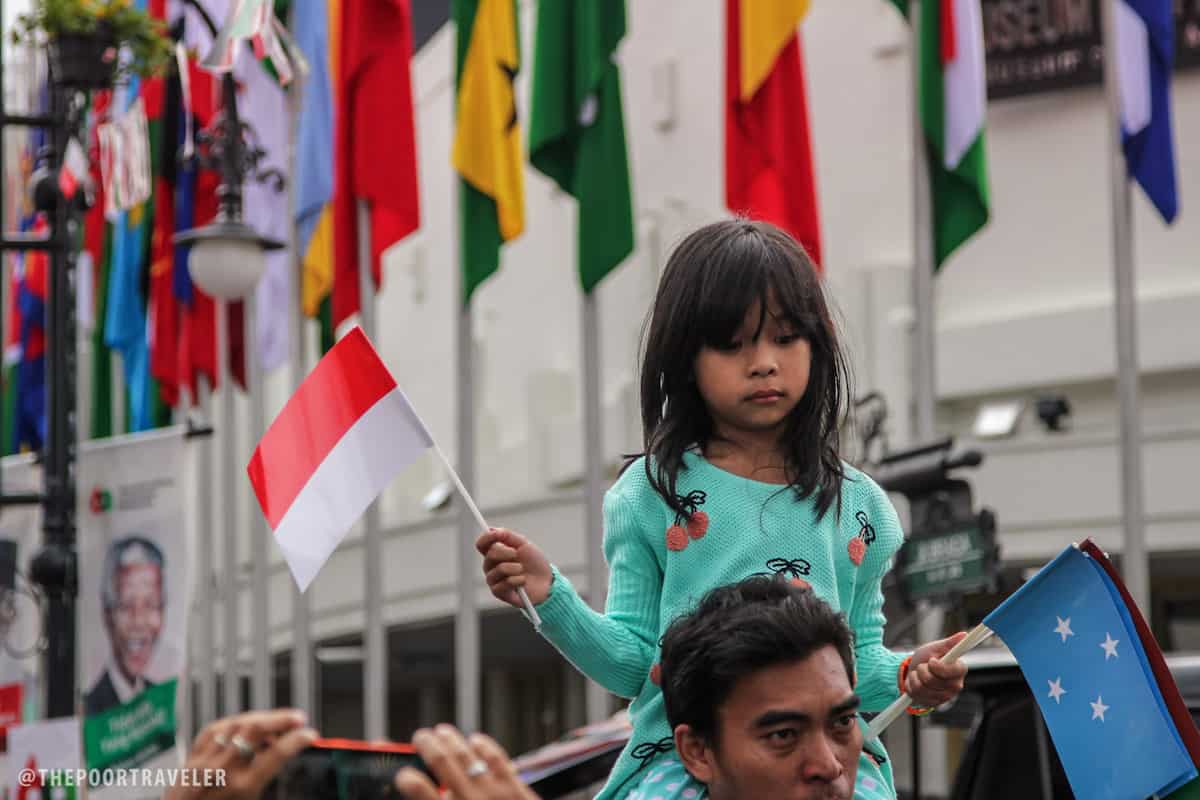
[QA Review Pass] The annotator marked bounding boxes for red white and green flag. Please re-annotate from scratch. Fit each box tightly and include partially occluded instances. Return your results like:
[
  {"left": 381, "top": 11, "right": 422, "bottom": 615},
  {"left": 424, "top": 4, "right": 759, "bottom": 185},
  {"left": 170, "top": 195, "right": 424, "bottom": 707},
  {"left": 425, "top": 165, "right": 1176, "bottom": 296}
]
[{"left": 895, "top": 0, "right": 991, "bottom": 267}]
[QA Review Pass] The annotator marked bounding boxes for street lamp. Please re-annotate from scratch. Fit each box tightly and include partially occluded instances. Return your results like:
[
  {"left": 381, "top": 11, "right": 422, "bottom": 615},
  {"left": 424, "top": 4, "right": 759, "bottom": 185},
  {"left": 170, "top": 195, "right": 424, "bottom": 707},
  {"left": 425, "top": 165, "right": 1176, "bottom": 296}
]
[{"left": 173, "top": 3, "right": 283, "bottom": 299}]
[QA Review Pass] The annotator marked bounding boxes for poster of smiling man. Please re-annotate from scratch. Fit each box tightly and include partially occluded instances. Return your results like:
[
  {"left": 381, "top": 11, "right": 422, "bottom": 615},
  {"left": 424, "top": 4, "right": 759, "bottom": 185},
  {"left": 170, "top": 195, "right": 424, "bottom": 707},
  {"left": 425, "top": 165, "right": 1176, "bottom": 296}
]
[{"left": 77, "top": 428, "right": 193, "bottom": 779}]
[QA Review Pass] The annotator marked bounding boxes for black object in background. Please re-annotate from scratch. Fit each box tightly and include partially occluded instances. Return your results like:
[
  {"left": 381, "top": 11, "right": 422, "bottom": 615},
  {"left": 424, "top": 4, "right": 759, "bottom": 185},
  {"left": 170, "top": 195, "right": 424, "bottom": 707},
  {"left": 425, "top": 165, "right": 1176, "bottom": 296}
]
[{"left": 263, "top": 739, "right": 432, "bottom": 800}]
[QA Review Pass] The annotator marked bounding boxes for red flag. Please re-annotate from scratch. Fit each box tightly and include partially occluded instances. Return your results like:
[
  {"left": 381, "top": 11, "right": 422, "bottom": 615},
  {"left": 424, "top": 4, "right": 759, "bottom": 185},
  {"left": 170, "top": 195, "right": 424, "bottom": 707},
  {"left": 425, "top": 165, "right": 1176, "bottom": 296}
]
[
  {"left": 178, "top": 166, "right": 221, "bottom": 399},
  {"left": 149, "top": 175, "right": 179, "bottom": 406},
  {"left": 725, "top": 0, "right": 822, "bottom": 266},
  {"left": 0, "top": 682, "right": 21, "bottom": 752},
  {"left": 332, "top": 0, "right": 420, "bottom": 329}
]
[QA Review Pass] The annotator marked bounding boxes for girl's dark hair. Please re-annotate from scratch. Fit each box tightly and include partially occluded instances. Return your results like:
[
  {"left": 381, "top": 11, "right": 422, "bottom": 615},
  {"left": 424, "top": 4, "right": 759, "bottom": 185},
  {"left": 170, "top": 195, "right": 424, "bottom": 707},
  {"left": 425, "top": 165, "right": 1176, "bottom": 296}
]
[
  {"left": 635, "top": 218, "right": 852, "bottom": 520},
  {"left": 659, "top": 576, "right": 856, "bottom": 743}
]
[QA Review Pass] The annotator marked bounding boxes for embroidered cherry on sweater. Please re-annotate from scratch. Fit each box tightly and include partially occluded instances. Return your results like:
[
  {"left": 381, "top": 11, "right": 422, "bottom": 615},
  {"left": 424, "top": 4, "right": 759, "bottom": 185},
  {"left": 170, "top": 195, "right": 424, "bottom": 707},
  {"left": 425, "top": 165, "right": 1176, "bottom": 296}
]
[
  {"left": 848, "top": 510, "right": 878, "bottom": 566},
  {"left": 663, "top": 490, "right": 708, "bottom": 551}
]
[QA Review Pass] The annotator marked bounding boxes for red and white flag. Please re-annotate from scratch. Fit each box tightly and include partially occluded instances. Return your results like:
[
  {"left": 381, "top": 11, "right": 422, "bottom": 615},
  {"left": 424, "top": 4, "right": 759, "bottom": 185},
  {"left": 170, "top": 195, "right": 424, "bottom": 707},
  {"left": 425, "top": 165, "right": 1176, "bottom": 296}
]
[{"left": 247, "top": 327, "right": 432, "bottom": 590}]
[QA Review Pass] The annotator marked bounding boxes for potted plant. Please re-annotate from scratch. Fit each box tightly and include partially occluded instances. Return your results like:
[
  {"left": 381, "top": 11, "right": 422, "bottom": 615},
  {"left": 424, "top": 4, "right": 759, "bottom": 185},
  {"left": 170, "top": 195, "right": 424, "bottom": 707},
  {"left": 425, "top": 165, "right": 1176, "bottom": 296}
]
[{"left": 10, "top": 0, "right": 173, "bottom": 90}]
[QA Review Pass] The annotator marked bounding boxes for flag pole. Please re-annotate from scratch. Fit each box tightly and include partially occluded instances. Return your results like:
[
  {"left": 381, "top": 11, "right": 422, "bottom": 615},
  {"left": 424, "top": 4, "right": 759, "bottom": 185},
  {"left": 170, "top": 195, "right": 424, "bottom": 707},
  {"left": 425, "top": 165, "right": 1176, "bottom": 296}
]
[
  {"left": 285, "top": 41, "right": 313, "bottom": 721},
  {"left": 908, "top": 4, "right": 949, "bottom": 792},
  {"left": 195, "top": 375, "right": 217, "bottom": 726},
  {"left": 1099, "top": 0, "right": 1150, "bottom": 622},
  {"left": 456, "top": 274, "right": 481, "bottom": 733},
  {"left": 357, "top": 200, "right": 387, "bottom": 741},
  {"left": 911, "top": 0, "right": 936, "bottom": 444},
  {"left": 581, "top": 293, "right": 607, "bottom": 722},
  {"left": 865, "top": 623, "right": 995, "bottom": 740},
  {"left": 247, "top": 301, "right": 271, "bottom": 710},
  {"left": 430, "top": 442, "right": 541, "bottom": 629},
  {"left": 218, "top": 300, "right": 242, "bottom": 714}
]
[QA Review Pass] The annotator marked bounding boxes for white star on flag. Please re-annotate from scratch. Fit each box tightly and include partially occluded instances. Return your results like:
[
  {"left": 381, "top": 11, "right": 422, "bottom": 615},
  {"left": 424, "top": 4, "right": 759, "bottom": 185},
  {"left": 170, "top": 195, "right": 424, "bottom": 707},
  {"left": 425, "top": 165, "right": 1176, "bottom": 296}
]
[
  {"left": 1054, "top": 616, "right": 1074, "bottom": 642},
  {"left": 1100, "top": 633, "right": 1120, "bottom": 660},
  {"left": 1048, "top": 677, "right": 1067, "bottom": 704},
  {"left": 1091, "top": 695, "right": 1109, "bottom": 722}
]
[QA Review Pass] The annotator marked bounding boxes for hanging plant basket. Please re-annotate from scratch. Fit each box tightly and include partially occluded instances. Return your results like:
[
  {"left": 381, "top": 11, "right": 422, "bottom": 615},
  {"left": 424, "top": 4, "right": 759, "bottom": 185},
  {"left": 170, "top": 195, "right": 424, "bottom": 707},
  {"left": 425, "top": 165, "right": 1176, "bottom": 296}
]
[{"left": 48, "top": 25, "right": 118, "bottom": 90}]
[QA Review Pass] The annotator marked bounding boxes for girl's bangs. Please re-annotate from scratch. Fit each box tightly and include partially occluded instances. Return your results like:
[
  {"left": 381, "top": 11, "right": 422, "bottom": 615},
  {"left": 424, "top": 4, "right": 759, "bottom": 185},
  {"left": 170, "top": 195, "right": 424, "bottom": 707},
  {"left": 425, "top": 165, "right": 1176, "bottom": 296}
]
[
  {"left": 690, "top": 232, "right": 771, "bottom": 348},
  {"left": 691, "top": 233, "right": 823, "bottom": 347}
]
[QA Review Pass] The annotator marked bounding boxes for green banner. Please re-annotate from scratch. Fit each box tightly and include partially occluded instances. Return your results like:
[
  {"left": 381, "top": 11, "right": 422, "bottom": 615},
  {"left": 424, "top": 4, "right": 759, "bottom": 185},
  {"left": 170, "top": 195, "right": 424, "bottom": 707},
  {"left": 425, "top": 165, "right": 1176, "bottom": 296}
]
[
  {"left": 83, "top": 678, "right": 177, "bottom": 771},
  {"left": 900, "top": 525, "right": 991, "bottom": 600}
]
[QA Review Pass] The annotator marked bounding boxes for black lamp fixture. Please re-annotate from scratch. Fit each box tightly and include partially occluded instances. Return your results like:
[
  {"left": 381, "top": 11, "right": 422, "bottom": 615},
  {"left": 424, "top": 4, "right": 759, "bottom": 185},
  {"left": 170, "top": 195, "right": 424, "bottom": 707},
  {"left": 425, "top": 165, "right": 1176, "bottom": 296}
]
[{"left": 172, "top": 1, "right": 284, "bottom": 300}]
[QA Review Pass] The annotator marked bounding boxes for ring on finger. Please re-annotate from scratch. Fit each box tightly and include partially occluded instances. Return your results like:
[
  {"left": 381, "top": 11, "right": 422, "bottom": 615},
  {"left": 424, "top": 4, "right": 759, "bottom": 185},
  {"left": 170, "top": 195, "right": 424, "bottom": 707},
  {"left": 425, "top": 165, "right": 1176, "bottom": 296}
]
[
  {"left": 213, "top": 733, "right": 230, "bottom": 749},
  {"left": 230, "top": 733, "right": 256, "bottom": 762},
  {"left": 465, "top": 759, "right": 489, "bottom": 779}
]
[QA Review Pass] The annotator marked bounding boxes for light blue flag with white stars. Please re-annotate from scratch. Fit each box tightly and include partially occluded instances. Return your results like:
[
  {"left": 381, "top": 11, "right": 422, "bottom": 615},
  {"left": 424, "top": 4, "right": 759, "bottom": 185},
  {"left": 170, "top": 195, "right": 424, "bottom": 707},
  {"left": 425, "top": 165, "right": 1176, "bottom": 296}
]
[{"left": 983, "top": 544, "right": 1197, "bottom": 800}]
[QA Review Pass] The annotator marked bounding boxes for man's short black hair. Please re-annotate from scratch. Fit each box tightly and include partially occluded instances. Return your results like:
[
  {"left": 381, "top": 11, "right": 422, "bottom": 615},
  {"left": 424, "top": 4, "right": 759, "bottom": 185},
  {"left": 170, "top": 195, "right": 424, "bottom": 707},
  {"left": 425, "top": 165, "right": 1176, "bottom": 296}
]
[{"left": 660, "top": 576, "right": 856, "bottom": 743}]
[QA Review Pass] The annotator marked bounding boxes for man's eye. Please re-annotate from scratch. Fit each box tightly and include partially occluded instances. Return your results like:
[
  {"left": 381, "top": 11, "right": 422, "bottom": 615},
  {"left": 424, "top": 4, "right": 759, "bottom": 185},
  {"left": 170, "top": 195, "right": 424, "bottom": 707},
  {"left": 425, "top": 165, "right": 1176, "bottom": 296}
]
[
  {"left": 765, "top": 729, "right": 798, "bottom": 744},
  {"left": 834, "top": 714, "right": 857, "bottom": 730}
]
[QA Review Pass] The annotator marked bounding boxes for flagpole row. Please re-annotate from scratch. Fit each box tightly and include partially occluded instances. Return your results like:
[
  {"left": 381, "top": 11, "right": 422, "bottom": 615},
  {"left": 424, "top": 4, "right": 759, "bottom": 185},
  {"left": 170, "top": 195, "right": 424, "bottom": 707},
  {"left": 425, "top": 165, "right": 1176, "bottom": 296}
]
[
  {"left": 865, "top": 623, "right": 994, "bottom": 741},
  {"left": 432, "top": 443, "right": 542, "bottom": 630}
]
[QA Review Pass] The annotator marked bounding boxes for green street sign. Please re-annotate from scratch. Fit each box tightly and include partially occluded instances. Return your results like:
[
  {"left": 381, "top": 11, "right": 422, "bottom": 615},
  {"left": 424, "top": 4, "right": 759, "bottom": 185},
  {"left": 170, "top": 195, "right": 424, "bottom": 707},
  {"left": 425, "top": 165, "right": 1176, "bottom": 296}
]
[{"left": 900, "top": 523, "right": 995, "bottom": 601}]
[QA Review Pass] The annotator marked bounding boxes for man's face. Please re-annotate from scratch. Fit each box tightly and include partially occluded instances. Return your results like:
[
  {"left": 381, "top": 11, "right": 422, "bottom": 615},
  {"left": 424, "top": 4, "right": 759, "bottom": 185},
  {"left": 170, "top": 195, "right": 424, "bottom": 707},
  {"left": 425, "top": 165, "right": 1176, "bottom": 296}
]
[
  {"left": 105, "top": 563, "right": 164, "bottom": 681},
  {"left": 677, "top": 646, "right": 862, "bottom": 800}
]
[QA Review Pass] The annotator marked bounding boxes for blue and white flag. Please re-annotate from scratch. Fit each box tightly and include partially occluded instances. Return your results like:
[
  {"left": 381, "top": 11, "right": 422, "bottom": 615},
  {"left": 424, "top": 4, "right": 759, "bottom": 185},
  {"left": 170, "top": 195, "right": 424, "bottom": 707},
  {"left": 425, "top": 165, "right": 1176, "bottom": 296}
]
[
  {"left": 984, "top": 544, "right": 1197, "bottom": 799},
  {"left": 1114, "top": 0, "right": 1179, "bottom": 222}
]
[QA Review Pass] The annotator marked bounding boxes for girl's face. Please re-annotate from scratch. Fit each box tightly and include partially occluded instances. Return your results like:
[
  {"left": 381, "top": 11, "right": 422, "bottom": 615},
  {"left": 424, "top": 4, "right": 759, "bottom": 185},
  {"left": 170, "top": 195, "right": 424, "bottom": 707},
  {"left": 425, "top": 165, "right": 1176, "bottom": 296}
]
[{"left": 693, "top": 298, "right": 812, "bottom": 444}]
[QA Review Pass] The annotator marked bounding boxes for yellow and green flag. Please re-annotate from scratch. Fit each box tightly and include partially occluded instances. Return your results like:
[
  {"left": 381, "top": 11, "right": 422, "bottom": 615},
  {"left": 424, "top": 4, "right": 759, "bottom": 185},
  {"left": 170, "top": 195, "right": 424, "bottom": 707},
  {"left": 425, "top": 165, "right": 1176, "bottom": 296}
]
[{"left": 453, "top": 0, "right": 525, "bottom": 304}]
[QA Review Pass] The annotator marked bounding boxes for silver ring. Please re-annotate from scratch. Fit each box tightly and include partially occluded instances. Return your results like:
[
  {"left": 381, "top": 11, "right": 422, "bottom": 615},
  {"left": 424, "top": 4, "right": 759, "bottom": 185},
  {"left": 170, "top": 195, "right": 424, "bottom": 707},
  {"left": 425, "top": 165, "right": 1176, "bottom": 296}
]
[
  {"left": 465, "top": 759, "right": 488, "bottom": 779},
  {"left": 230, "top": 734, "right": 256, "bottom": 762},
  {"left": 212, "top": 734, "right": 230, "bottom": 749}
]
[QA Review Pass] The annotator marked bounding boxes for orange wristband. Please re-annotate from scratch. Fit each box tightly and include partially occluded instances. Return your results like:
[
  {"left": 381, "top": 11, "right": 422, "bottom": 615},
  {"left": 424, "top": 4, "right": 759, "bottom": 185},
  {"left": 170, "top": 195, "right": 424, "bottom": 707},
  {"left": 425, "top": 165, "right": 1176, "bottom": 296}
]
[
  {"left": 898, "top": 656, "right": 912, "bottom": 694},
  {"left": 899, "top": 655, "right": 936, "bottom": 716}
]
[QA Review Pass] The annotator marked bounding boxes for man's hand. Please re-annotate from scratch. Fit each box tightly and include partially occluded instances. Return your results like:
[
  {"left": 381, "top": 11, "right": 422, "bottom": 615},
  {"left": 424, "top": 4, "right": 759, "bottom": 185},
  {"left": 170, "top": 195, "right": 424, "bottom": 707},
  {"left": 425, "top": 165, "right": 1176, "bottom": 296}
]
[
  {"left": 164, "top": 709, "right": 317, "bottom": 800},
  {"left": 395, "top": 724, "right": 539, "bottom": 800}
]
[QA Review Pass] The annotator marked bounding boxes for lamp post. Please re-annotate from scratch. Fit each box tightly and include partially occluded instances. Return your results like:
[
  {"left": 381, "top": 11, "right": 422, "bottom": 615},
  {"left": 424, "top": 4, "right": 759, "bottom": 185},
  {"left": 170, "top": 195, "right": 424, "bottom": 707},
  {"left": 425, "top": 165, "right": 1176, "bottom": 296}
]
[
  {"left": 173, "top": 72, "right": 284, "bottom": 298},
  {"left": 173, "top": 2, "right": 285, "bottom": 719}
]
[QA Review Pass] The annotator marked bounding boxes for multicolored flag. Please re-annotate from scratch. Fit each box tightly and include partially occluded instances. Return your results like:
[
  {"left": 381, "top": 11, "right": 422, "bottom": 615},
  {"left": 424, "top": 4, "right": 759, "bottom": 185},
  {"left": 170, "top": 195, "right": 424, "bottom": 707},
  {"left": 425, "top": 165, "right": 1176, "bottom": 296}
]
[
  {"left": 294, "top": 0, "right": 336, "bottom": 351},
  {"left": 1114, "top": 0, "right": 1179, "bottom": 222},
  {"left": 248, "top": 327, "right": 433, "bottom": 591},
  {"left": 889, "top": 0, "right": 991, "bottom": 267},
  {"left": 725, "top": 0, "right": 821, "bottom": 265},
  {"left": 453, "top": 0, "right": 524, "bottom": 303}
]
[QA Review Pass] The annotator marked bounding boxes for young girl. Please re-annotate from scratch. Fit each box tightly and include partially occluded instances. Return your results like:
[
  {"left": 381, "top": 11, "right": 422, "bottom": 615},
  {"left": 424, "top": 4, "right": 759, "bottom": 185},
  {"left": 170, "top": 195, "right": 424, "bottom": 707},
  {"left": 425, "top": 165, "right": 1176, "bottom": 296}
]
[{"left": 477, "top": 219, "right": 966, "bottom": 800}]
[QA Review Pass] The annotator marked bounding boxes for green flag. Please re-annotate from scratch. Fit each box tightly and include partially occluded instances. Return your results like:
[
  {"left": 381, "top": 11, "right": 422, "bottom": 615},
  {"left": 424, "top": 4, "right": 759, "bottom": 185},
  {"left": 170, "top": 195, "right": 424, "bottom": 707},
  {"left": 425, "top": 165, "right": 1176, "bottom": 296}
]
[
  {"left": 2, "top": 363, "right": 18, "bottom": 455},
  {"left": 90, "top": 225, "right": 113, "bottom": 440},
  {"left": 528, "top": 0, "right": 634, "bottom": 292}
]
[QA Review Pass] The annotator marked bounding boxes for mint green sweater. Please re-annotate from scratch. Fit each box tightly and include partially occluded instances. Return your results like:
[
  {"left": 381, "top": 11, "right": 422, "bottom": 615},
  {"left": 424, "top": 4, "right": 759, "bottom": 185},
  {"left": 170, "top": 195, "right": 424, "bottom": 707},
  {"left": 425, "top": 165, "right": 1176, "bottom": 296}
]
[{"left": 536, "top": 452, "right": 909, "bottom": 799}]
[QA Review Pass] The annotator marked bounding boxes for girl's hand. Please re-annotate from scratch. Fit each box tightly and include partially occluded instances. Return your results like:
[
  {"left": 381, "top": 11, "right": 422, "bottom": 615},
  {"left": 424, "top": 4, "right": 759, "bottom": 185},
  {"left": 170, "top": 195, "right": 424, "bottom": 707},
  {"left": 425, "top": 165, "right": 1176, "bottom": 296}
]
[
  {"left": 475, "top": 527, "right": 553, "bottom": 607},
  {"left": 905, "top": 632, "right": 969, "bottom": 708}
]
